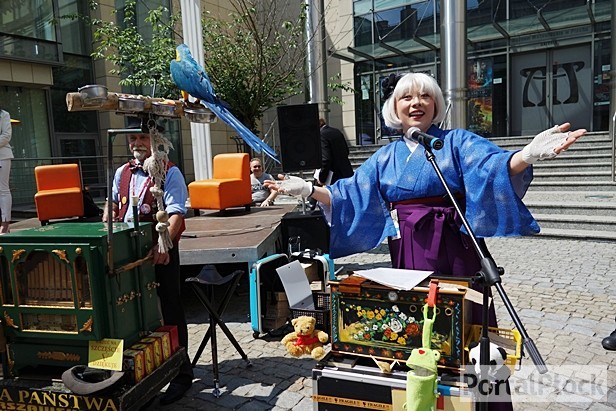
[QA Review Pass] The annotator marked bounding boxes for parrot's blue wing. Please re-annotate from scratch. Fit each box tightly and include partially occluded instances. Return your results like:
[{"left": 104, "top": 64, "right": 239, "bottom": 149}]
[
  {"left": 170, "top": 44, "right": 280, "bottom": 163},
  {"left": 201, "top": 101, "right": 279, "bottom": 159}
]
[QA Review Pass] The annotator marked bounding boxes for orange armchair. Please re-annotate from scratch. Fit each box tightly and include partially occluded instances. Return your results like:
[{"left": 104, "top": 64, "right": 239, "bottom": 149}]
[
  {"left": 34, "top": 164, "right": 85, "bottom": 225},
  {"left": 188, "top": 153, "right": 252, "bottom": 214}
]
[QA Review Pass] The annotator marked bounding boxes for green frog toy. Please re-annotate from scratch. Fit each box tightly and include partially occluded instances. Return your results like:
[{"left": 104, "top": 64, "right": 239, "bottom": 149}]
[{"left": 404, "top": 303, "right": 440, "bottom": 411}]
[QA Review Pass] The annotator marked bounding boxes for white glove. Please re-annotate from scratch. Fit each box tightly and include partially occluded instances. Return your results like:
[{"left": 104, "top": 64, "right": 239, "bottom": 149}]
[
  {"left": 277, "top": 176, "right": 313, "bottom": 197},
  {"left": 521, "top": 125, "right": 569, "bottom": 164}
]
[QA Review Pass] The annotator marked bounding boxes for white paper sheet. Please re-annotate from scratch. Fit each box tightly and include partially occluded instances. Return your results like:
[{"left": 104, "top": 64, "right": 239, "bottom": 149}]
[
  {"left": 276, "top": 260, "right": 315, "bottom": 309},
  {"left": 353, "top": 267, "right": 433, "bottom": 291}
]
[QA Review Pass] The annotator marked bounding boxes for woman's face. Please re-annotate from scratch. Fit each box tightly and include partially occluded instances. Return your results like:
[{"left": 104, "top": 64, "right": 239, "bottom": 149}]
[{"left": 395, "top": 87, "right": 436, "bottom": 133}]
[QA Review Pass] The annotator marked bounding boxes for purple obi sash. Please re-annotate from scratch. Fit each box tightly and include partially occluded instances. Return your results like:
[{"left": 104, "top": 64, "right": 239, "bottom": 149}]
[
  {"left": 387, "top": 199, "right": 498, "bottom": 327},
  {"left": 388, "top": 200, "right": 481, "bottom": 276}
]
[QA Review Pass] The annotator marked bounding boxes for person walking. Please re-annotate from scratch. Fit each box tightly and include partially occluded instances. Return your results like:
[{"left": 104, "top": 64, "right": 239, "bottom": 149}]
[{"left": 0, "top": 107, "right": 14, "bottom": 234}]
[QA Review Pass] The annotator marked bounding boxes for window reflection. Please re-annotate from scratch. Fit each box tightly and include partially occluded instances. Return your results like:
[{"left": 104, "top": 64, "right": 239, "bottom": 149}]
[{"left": 0, "top": 0, "right": 55, "bottom": 41}]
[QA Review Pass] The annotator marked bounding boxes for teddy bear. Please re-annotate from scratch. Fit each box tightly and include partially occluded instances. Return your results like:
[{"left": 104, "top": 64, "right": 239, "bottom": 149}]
[{"left": 281, "top": 316, "right": 328, "bottom": 360}]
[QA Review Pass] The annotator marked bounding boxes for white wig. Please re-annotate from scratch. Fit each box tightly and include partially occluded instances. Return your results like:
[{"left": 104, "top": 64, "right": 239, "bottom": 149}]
[{"left": 382, "top": 72, "right": 446, "bottom": 130}]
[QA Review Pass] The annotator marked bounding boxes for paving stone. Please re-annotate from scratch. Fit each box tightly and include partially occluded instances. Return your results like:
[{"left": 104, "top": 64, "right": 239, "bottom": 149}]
[{"left": 144, "top": 236, "right": 616, "bottom": 410}]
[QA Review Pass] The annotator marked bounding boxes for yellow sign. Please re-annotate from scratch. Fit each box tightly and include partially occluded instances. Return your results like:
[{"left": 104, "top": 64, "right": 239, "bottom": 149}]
[{"left": 88, "top": 339, "right": 124, "bottom": 371}]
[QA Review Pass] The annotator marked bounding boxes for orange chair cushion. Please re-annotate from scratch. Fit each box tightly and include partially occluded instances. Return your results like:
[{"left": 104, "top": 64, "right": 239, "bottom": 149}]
[
  {"left": 188, "top": 153, "right": 252, "bottom": 210},
  {"left": 34, "top": 189, "right": 84, "bottom": 221},
  {"left": 34, "top": 164, "right": 85, "bottom": 222},
  {"left": 189, "top": 179, "right": 251, "bottom": 210}
]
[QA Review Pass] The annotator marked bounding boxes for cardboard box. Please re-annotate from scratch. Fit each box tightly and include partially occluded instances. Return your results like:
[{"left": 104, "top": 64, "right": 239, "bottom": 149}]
[
  {"left": 130, "top": 343, "right": 155, "bottom": 375},
  {"left": 122, "top": 349, "right": 146, "bottom": 384},
  {"left": 264, "top": 291, "right": 290, "bottom": 324},
  {"left": 140, "top": 337, "right": 163, "bottom": 368},
  {"left": 156, "top": 325, "right": 179, "bottom": 353},
  {"left": 149, "top": 331, "right": 172, "bottom": 360}
]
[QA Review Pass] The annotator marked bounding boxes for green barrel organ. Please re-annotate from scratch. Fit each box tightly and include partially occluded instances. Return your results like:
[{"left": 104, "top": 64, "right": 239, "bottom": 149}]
[{"left": 0, "top": 222, "right": 162, "bottom": 376}]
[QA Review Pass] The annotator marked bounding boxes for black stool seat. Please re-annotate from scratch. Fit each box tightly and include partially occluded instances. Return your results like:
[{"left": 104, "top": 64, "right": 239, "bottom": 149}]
[{"left": 186, "top": 265, "right": 252, "bottom": 397}]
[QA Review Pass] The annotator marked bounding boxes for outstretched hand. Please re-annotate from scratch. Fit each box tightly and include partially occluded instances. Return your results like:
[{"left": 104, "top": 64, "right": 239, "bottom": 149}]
[
  {"left": 264, "top": 175, "right": 313, "bottom": 197},
  {"left": 521, "top": 123, "right": 586, "bottom": 164}
]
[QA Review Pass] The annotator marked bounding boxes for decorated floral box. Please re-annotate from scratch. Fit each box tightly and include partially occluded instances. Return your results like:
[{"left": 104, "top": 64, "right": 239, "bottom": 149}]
[{"left": 330, "top": 275, "right": 470, "bottom": 369}]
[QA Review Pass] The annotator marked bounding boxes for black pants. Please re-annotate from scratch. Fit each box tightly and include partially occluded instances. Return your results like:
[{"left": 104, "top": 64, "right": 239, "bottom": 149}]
[{"left": 156, "top": 245, "right": 194, "bottom": 385}]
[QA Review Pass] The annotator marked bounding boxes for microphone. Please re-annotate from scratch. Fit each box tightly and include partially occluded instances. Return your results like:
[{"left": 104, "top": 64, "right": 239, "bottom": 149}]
[{"left": 406, "top": 127, "right": 444, "bottom": 150}]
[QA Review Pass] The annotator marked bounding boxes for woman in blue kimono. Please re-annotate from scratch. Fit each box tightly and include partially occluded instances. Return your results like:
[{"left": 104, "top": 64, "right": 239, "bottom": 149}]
[
  {"left": 270, "top": 72, "right": 584, "bottom": 269},
  {"left": 269, "top": 72, "right": 584, "bottom": 409}
]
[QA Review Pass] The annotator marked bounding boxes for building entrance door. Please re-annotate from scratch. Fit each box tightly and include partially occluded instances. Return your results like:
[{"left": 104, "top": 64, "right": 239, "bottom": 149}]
[{"left": 511, "top": 45, "right": 591, "bottom": 136}]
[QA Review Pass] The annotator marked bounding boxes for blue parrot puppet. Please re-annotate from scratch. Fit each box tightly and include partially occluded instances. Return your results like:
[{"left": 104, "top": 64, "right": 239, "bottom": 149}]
[{"left": 170, "top": 44, "right": 280, "bottom": 163}]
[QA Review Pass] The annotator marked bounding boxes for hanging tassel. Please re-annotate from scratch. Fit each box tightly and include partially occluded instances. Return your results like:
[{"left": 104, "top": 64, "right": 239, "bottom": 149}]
[{"left": 143, "top": 120, "right": 175, "bottom": 254}]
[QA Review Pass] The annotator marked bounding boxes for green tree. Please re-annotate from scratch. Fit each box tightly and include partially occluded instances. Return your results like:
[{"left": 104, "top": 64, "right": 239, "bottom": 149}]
[
  {"left": 78, "top": 1, "right": 350, "bottom": 134},
  {"left": 82, "top": 0, "right": 308, "bottom": 133},
  {"left": 87, "top": 0, "right": 179, "bottom": 99},
  {"left": 201, "top": 0, "right": 307, "bottom": 132}
]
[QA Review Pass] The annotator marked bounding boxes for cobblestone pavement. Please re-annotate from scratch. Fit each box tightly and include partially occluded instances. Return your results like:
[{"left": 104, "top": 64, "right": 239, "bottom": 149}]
[{"left": 147, "top": 236, "right": 616, "bottom": 410}]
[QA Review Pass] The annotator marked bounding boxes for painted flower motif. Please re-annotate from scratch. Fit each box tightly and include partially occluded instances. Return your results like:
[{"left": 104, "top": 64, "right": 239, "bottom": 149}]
[
  {"left": 346, "top": 302, "right": 428, "bottom": 346},
  {"left": 405, "top": 323, "right": 421, "bottom": 337},
  {"left": 390, "top": 318, "right": 403, "bottom": 333}
]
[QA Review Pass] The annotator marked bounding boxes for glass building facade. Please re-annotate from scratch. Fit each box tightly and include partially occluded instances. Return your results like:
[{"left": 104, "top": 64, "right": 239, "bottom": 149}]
[{"left": 345, "top": 0, "right": 612, "bottom": 144}]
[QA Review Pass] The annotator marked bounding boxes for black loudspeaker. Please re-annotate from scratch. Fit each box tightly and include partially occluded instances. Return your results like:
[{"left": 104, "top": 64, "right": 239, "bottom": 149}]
[
  {"left": 281, "top": 210, "right": 330, "bottom": 254},
  {"left": 277, "top": 104, "right": 321, "bottom": 172}
]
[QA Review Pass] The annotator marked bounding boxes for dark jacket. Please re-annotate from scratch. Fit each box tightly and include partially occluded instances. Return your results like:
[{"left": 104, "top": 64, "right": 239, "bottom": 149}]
[{"left": 318, "top": 125, "right": 353, "bottom": 184}]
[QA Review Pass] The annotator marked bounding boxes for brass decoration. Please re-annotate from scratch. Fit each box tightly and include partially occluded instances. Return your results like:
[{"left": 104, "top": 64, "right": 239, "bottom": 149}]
[
  {"left": 75, "top": 247, "right": 82, "bottom": 255},
  {"left": 79, "top": 316, "right": 93, "bottom": 333},
  {"left": 146, "top": 281, "right": 160, "bottom": 290},
  {"left": 3, "top": 312, "right": 17, "bottom": 329},
  {"left": 11, "top": 249, "right": 26, "bottom": 263},
  {"left": 52, "top": 249, "right": 70, "bottom": 264},
  {"left": 37, "top": 351, "right": 81, "bottom": 362},
  {"left": 0, "top": 246, "right": 3, "bottom": 253}
]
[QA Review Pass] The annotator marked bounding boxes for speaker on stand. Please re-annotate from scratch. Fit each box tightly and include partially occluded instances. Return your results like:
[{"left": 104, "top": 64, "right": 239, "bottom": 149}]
[
  {"left": 277, "top": 104, "right": 328, "bottom": 250},
  {"left": 277, "top": 103, "right": 321, "bottom": 172}
]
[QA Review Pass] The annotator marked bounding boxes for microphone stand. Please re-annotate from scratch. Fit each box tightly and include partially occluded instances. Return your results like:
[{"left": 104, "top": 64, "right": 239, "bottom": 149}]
[{"left": 420, "top": 143, "right": 547, "bottom": 410}]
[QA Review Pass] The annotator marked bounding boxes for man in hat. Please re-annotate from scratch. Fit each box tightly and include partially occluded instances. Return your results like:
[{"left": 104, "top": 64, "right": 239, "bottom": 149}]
[{"left": 103, "top": 116, "right": 193, "bottom": 405}]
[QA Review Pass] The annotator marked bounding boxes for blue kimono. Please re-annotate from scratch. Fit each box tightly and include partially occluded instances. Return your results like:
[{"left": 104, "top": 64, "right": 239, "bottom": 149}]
[{"left": 327, "top": 125, "right": 539, "bottom": 260}]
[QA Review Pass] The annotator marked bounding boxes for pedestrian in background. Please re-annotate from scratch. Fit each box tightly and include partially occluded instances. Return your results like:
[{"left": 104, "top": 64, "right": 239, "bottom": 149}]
[
  {"left": 250, "top": 157, "right": 277, "bottom": 207},
  {"left": 316, "top": 118, "right": 353, "bottom": 186},
  {"left": 602, "top": 319, "right": 616, "bottom": 350},
  {"left": 0, "top": 107, "right": 14, "bottom": 234}
]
